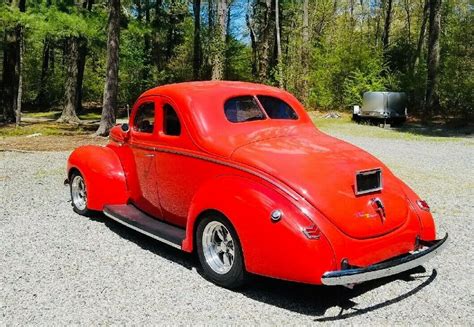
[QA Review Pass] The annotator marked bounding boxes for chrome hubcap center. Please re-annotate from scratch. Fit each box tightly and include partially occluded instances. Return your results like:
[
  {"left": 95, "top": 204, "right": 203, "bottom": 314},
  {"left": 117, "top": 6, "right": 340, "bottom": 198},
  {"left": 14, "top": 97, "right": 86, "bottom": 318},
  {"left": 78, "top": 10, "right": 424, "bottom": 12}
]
[
  {"left": 71, "top": 175, "right": 87, "bottom": 211},
  {"left": 202, "top": 221, "right": 235, "bottom": 274}
]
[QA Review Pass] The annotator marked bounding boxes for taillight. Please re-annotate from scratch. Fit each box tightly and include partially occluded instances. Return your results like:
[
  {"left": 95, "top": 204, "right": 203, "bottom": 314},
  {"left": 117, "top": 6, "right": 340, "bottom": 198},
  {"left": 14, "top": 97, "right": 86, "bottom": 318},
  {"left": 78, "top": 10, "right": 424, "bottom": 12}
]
[
  {"left": 303, "top": 225, "right": 321, "bottom": 240},
  {"left": 416, "top": 200, "right": 430, "bottom": 212}
]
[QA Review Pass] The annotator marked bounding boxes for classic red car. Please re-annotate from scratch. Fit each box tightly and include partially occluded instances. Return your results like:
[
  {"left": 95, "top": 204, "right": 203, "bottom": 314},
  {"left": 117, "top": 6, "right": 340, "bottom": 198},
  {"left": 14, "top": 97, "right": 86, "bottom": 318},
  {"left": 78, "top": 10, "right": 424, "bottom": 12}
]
[{"left": 66, "top": 81, "right": 447, "bottom": 288}]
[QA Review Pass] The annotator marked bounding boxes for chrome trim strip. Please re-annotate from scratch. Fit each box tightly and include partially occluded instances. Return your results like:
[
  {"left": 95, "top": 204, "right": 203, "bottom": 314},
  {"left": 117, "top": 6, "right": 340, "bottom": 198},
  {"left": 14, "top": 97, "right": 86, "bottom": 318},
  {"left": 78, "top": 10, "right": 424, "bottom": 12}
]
[
  {"left": 321, "top": 233, "right": 448, "bottom": 286},
  {"left": 104, "top": 209, "right": 182, "bottom": 250},
  {"left": 129, "top": 142, "right": 300, "bottom": 201}
]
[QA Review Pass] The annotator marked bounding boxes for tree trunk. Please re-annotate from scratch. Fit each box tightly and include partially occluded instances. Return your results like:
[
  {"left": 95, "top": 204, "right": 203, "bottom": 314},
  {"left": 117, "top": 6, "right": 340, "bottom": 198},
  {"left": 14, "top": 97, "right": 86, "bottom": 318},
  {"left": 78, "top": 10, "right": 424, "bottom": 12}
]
[
  {"left": 211, "top": 0, "right": 229, "bottom": 80},
  {"left": 193, "top": 0, "right": 202, "bottom": 80},
  {"left": 382, "top": 0, "right": 393, "bottom": 51},
  {"left": 1, "top": 0, "right": 25, "bottom": 123},
  {"left": 143, "top": 0, "right": 151, "bottom": 84},
  {"left": 35, "top": 38, "right": 51, "bottom": 107},
  {"left": 15, "top": 26, "right": 24, "bottom": 126},
  {"left": 1, "top": 27, "right": 20, "bottom": 123},
  {"left": 76, "top": 39, "right": 87, "bottom": 114},
  {"left": 97, "top": 0, "right": 120, "bottom": 136},
  {"left": 257, "top": 0, "right": 274, "bottom": 82},
  {"left": 142, "top": 0, "right": 152, "bottom": 84},
  {"left": 424, "top": 0, "right": 441, "bottom": 116},
  {"left": 58, "top": 37, "right": 81, "bottom": 123},
  {"left": 246, "top": 5, "right": 258, "bottom": 76},
  {"left": 403, "top": 0, "right": 412, "bottom": 44},
  {"left": 302, "top": 0, "right": 309, "bottom": 45},
  {"left": 208, "top": 0, "right": 215, "bottom": 31},
  {"left": 83, "top": 0, "right": 94, "bottom": 11},
  {"left": 275, "top": 0, "right": 283, "bottom": 87},
  {"left": 302, "top": 0, "right": 309, "bottom": 98},
  {"left": 413, "top": 0, "right": 429, "bottom": 71}
]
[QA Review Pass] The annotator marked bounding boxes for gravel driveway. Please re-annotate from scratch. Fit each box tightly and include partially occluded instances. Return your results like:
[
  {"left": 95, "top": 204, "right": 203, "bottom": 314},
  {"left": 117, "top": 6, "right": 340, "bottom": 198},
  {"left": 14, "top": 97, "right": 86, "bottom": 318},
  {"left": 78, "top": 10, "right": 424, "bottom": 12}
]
[{"left": 1, "top": 133, "right": 473, "bottom": 325}]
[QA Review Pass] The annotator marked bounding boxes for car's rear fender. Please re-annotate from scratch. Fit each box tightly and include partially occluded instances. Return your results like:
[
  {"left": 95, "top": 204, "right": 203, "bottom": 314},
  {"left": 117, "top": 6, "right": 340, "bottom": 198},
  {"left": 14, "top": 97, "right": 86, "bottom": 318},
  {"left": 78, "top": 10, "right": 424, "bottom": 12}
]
[
  {"left": 184, "top": 174, "right": 336, "bottom": 285},
  {"left": 397, "top": 179, "right": 436, "bottom": 240},
  {"left": 67, "top": 145, "right": 128, "bottom": 210}
]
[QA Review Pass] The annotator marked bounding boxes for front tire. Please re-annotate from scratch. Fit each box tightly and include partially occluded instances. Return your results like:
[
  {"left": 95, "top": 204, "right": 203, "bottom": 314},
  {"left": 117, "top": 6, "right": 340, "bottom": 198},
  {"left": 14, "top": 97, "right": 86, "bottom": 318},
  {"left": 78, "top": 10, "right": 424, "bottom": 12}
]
[
  {"left": 196, "top": 214, "right": 247, "bottom": 289},
  {"left": 70, "top": 171, "right": 91, "bottom": 216}
]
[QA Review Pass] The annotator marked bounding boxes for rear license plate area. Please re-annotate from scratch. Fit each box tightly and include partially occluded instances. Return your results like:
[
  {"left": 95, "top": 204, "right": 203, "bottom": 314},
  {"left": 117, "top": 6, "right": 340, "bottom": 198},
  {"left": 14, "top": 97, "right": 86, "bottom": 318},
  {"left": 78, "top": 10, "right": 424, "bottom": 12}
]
[{"left": 355, "top": 168, "right": 382, "bottom": 195}]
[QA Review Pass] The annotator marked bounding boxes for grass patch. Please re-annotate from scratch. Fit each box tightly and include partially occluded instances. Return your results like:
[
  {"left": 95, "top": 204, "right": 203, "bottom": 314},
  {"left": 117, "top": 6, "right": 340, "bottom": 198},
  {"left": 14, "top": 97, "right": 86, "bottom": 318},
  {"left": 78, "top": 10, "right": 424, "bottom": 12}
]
[
  {"left": 78, "top": 112, "right": 101, "bottom": 120},
  {"left": 22, "top": 109, "right": 101, "bottom": 121},
  {"left": 22, "top": 111, "right": 61, "bottom": 119},
  {"left": 0, "top": 122, "right": 88, "bottom": 137}
]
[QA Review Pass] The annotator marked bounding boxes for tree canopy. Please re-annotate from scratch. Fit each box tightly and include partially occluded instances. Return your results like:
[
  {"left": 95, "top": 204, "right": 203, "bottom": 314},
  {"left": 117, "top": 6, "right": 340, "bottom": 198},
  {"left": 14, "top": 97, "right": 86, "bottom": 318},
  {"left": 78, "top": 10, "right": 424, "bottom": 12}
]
[{"left": 1, "top": 0, "right": 472, "bottom": 131}]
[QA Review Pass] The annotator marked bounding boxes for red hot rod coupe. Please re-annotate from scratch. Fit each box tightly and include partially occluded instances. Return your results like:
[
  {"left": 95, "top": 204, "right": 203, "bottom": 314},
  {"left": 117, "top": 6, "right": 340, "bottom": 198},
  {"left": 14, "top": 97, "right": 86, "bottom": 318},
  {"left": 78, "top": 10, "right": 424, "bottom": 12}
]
[{"left": 66, "top": 81, "right": 447, "bottom": 288}]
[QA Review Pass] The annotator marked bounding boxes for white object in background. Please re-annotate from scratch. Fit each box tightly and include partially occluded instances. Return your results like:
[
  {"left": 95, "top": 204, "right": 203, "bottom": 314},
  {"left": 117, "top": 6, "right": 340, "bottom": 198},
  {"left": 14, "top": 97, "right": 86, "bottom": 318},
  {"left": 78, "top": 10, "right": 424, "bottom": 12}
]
[{"left": 353, "top": 105, "right": 360, "bottom": 115}]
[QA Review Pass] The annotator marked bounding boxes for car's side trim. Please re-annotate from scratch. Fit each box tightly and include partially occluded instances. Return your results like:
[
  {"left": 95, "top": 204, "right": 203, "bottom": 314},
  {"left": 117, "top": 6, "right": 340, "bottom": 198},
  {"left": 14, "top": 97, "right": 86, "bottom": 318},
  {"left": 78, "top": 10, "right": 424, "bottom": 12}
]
[
  {"left": 321, "top": 233, "right": 448, "bottom": 286},
  {"left": 129, "top": 142, "right": 301, "bottom": 201}
]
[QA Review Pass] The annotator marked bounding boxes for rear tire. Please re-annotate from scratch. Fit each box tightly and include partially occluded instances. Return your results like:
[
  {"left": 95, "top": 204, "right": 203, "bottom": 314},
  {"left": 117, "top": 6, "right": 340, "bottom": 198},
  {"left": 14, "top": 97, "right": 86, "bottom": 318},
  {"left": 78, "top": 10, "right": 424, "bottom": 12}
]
[
  {"left": 70, "top": 171, "right": 91, "bottom": 216},
  {"left": 196, "top": 214, "right": 247, "bottom": 289}
]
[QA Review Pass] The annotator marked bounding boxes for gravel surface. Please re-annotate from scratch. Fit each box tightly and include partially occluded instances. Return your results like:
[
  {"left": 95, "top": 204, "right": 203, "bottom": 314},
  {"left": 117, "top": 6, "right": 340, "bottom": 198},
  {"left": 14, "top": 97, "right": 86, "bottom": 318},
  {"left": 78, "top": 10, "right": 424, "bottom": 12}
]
[{"left": 1, "top": 133, "right": 473, "bottom": 325}]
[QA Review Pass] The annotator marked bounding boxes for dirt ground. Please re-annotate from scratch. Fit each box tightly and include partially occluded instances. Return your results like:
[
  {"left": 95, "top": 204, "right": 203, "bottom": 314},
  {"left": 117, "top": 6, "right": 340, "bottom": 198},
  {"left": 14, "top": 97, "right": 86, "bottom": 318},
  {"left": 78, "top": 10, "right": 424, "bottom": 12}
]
[{"left": 0, "top": 134, "right": 107, "bottom": 152}]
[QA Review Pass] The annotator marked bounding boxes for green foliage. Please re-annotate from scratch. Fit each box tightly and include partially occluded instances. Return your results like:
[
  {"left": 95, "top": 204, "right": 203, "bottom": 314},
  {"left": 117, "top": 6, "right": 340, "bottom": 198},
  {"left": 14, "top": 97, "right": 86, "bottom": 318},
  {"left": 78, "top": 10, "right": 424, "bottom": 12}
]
[
  {"left": 438, "top": 0, "right": 473, "bottom": 121},
  {"left": 1, "top": 0, "right": 472, "bottom": 122},
  {"left": 225, "top": 37, "right": 253, "bottom": 81}
]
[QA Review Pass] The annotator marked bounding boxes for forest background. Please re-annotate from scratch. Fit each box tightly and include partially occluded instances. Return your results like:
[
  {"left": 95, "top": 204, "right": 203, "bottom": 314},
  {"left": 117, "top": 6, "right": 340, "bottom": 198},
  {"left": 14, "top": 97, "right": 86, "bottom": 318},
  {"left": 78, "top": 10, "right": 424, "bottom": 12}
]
[{"left": 0, "top": 0, "right": 472, "bottom": 135}]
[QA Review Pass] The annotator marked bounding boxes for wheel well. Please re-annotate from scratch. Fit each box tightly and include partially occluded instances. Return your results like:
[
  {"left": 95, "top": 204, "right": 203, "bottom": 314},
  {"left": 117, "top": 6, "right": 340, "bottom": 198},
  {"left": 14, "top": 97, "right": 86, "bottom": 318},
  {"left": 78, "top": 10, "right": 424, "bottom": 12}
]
[{"left": 68, "top": 167, "right": 81, "bottom": 181}]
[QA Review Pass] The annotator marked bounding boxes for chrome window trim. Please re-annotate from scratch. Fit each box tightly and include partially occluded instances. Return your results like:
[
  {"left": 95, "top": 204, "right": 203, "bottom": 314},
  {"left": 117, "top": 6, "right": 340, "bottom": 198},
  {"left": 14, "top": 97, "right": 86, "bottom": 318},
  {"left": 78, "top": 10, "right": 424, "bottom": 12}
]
[{"left": 128, "top": 143, "right": 301, "bottom": 201}]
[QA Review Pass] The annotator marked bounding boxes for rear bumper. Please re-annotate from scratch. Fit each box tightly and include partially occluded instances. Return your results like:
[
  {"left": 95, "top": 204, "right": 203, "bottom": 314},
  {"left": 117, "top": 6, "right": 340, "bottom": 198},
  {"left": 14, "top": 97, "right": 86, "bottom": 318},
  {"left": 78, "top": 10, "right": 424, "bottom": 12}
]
[{"left": 321, "top": 233, "right": 448, "bottom": 286}]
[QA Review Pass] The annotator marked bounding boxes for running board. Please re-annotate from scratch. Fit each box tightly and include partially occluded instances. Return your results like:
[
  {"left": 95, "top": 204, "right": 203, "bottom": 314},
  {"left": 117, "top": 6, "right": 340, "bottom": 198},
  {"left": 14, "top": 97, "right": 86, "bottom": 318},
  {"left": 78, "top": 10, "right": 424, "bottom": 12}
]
[{"left": 103, "top": 204, "right": 185, "bottom": 250}]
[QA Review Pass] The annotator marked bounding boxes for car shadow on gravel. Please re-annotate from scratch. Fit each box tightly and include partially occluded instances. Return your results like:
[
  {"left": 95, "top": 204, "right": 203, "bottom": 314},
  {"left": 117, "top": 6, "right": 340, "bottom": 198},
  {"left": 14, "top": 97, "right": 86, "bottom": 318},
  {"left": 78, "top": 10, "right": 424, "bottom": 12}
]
[
  {"left": 88, "top": 213, "right": 197, "bottom": 270},
  {"left": 89, "top": 212, "right": 437, "bottom": 321},
  {"left": 240, "top": 267, "right": 437, "bottom": 321}
]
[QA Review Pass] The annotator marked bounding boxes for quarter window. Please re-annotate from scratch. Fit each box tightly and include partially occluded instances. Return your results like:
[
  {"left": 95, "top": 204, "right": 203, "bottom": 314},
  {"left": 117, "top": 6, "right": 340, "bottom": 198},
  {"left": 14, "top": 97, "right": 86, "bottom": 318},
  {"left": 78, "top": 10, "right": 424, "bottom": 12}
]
[
  {"left": 257, "top": 95, "right": 298, "bottom": 120},
  {"left": 163, "top": 104, "right": 181, "bottom": 136},
  {"left": 224, "top": 96, "right": 265, "bottom": 123},
  {"left": 133, "top": 102, "right": 155, "bottom": 133}
]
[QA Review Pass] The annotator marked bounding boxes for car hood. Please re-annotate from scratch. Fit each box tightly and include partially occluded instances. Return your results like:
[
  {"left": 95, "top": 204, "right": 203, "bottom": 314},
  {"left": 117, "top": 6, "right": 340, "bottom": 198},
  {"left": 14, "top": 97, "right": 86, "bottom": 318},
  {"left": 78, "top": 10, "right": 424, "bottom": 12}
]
[{"left": 231, "top": 131, "right": 409, "bottom": 239}]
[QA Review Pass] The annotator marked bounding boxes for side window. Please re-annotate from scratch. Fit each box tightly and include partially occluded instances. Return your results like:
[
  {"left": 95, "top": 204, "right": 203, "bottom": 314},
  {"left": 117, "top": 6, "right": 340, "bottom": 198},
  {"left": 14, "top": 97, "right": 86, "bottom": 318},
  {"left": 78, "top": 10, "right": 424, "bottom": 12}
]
[
  {"left": 257, "top": 95, "right": 298, "bottom": 120},
  {"left": 133, "top": 102, "right": 155, "bottom": 133},
  {"left": 224, "top": 96, "right": 265, "bottom": 123},
  {"left": 163, "top": 104, "right": 181, "bottom": 136}
]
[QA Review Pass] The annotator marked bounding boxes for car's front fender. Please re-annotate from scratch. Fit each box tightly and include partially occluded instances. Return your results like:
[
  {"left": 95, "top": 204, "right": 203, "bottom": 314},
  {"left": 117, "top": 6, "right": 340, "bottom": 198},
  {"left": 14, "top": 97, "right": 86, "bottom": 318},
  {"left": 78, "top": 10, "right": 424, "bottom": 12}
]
[
  {"left": 67, "top": 145, "right": 128, "bottom": 210},
  {"left": 183, "top": 174, "right": 336, "bottom": 284}
]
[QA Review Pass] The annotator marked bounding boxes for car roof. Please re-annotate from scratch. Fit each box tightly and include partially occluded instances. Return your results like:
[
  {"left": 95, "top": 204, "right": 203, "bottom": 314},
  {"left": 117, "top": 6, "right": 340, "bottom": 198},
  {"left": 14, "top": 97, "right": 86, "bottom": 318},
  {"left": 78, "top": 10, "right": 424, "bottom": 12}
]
[
  {"left": 138, "top": 81, "right": 315, "bottom": 157},
  {"left": 141, "top": 81, "right": 282, "bottom": 98}
]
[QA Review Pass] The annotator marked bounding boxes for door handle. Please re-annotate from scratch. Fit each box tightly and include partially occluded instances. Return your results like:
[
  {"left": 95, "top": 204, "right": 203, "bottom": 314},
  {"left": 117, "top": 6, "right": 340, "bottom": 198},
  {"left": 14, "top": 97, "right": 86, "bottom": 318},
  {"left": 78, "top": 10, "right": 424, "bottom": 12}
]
[{"left": 143, "top": 153, "right": 155, "bottom": 157}]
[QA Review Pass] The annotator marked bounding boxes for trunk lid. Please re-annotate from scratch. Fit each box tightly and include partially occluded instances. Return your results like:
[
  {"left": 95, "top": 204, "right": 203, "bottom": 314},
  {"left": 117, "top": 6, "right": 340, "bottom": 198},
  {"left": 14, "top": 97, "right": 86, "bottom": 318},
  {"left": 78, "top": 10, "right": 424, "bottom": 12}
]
[{"left": 231, "top": 132, "right": 408, "bottom": 239}]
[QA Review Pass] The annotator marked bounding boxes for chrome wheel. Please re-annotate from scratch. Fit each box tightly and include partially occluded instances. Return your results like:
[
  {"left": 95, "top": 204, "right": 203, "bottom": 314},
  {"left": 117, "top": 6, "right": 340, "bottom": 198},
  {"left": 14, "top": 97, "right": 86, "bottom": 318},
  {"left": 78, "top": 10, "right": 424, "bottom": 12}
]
[
  {"left": 202, "top": 221, "right": 235, "bottom": 274},
  {"left": 71, "top": 174, "right": 87, "bottom": 211}
]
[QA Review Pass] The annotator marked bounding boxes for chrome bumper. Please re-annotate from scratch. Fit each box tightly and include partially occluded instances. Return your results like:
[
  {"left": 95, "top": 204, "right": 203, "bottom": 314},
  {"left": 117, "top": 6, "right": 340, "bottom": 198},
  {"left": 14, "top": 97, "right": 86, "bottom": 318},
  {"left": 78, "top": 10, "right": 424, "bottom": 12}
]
[{"left": 321, "top": 233, "right": 448, "bottom": 286}]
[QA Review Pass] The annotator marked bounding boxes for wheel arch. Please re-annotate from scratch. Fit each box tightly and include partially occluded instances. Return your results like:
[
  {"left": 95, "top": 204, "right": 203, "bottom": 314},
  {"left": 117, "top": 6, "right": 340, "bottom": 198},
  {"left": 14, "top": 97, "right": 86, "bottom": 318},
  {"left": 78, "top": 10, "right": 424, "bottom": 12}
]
[
  {"left": 181, "top": 174, "right": 335, "bottom": 284},
  {"left": 68, "top": 167, "right": 81, "bottom": 180},
  {"left": 67, "top": 145, "right": 129, "bottom": 210},
  {"left": 191, "top": 208, "right": 245, "bottom": 258}
]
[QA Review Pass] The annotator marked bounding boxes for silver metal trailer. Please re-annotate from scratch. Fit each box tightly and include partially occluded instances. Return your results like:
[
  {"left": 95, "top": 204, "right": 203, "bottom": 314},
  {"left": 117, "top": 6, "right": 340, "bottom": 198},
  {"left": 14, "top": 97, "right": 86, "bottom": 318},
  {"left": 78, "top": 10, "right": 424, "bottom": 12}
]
[{"left": 353, "top": 92, "right": 407, "bottom": 126}]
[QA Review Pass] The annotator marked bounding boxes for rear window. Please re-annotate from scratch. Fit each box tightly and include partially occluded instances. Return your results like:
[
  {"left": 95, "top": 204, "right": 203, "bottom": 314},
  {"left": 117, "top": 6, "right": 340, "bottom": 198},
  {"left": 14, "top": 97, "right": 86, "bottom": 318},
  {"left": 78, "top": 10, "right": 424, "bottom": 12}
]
[
  {"left": 224, "top": 96, "right": 265, "bottom": 123},
  {"left": 257, "top": 95, "right": 298, "bottom": 120}
]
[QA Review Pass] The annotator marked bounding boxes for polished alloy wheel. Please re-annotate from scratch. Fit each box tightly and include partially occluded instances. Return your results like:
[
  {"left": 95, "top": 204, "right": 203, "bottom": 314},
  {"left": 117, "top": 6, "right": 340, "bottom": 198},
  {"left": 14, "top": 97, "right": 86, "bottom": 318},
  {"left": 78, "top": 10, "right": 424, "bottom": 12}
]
[
  {"left": 71, "top": 175, "right": 87, "bottom": 211},
  {"left": 202, "top": 221, "right": 235, "bottom": 274}
]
